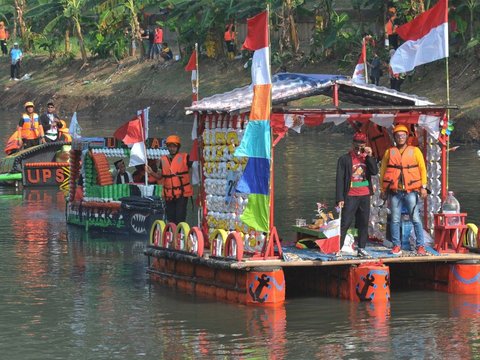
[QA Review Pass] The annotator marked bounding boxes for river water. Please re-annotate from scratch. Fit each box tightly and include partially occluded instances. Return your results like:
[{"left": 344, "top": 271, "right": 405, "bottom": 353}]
[{"left": 1, "top": 118, "right": 480, "bottom": 358}]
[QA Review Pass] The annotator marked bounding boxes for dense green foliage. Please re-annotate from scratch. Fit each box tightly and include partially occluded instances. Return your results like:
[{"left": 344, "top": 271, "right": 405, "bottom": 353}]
[{"left": 0, "top": 0, "right": 478, "bottom": 64}]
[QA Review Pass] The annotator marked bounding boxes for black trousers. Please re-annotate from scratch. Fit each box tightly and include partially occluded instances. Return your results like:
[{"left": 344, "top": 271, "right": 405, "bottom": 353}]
[
  {"left": 11, "top": 62, "right": 21, "bottom": 79},
  {"left": 340, "top": 195, "right": 370, "bottom": 249},
  {"left": 0, "top": 40, "right": 7, "bottom": 55},
  {"left": 165, "top": 196, "right": 188, "bottom": 224},
  {"left": 22, "top": 138, "right": 40, "bottom": 149}
]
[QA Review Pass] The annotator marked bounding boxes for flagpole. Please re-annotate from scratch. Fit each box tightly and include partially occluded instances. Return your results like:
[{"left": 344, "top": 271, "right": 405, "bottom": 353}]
[
  {"left": 363, "top": 37, "right": 368, "bottom": 84},
  {"left": 139, "top": 112, "right": 148, "bottom": 188},
  {"left": 445, "top": 57, "right": 450, "bottom": 191},
  {"left": 195, "top": 43, "right": 199, "bottom": 100},
  {"left": 267, "top": 6, "right": 274, "bottom": 234}
]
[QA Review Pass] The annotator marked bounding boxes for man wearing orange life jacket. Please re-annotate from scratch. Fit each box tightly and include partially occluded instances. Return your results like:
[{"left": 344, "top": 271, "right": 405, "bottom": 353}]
[
  {"left": 0, "top": 21, "right": 8, "bottom": 56},
  {"left": 224, "top": 20, "right": 236, "bottom": 60},
  {"left": 380, "top": 124, "right": 428, "bottom": 255},
  {"left": 17, "top": 101, "right": 46, "bottom": 149},
  {"left": 147, "top": 135, "right": 193, "bottom": 224},
  {"left": 385, "top": 6, "right": 399, "bottom": 49}
]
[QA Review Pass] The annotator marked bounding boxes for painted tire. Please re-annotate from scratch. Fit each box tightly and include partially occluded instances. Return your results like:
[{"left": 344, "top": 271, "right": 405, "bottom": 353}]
[
  {"left": 187, "top": 227, "right": 204, "bottom": 257},
  {"left": 162, "top": 223, "right": 178, "bottom": 249},
  {"left": 149, "top": 220, "right": 166, "bottom": 247},
  {"left": 210, "top": 229, "right": 228, "bottom": 257},
  {"left": 174, "top": 222, "right": 191, "bottom": 251},
  {"left": 463, "top": 223, "right": 478, "bottom": 248},
  {"left": 225, "top": 231, "right": 244, "bottom": 261}
]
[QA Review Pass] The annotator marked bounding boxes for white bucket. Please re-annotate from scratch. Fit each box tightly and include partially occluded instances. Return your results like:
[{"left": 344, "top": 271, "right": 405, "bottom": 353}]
[{"left": 174, "top": 55, "right": 181, "bottom": 61}]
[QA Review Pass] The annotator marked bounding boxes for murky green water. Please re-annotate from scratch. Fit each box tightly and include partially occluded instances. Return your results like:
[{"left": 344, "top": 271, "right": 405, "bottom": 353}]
[{"left": 1, "top": 116, "right": 480, "bottom": 358}]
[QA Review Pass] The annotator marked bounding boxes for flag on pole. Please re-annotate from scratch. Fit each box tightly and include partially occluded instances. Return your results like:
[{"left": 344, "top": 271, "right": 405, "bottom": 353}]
[
  {"left": 129, "top": 142, "right": 147, "bottom": 167},
  {"left": 352, "top": 39, "right": 367, "bottom": 84},
  {"left": 190, "top": 114, "right": 201, "bottom": 185},
  {"left": 234, "top": 10, "right": 271, "bottom": 232},
  {"left": 69, "top": 112, "right": 82, "bottom": 139},
  {"left": 185, "top": 49, "right": 198, "bottom": 102},
  {"left": 390, "top": 0, "right": 448, "bottom": 74},
  {"left": 137, "top": 107, "right": 149, "bottom": 139},
  {"left": 113, "top": 117, "right": 144, "bottom": 145},
  {"left": 185, "top": 50, "right": 197, "bottom": 71}
]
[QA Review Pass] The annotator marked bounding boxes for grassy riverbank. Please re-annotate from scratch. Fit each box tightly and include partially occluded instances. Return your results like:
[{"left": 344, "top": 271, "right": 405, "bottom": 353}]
[{"left": 1, "top": 54, "right": 479, "bottom": 143}]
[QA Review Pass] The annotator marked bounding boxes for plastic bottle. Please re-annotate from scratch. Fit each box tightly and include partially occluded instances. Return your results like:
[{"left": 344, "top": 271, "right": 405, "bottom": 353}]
[{"left": 442, "top": 191, "right": 460, "bottom": 226}]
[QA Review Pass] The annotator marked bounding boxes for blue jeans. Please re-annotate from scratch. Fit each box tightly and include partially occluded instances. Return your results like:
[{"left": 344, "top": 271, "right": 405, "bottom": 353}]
[{"left": 389, "top": 191, "right": 424, "bottom": 248}]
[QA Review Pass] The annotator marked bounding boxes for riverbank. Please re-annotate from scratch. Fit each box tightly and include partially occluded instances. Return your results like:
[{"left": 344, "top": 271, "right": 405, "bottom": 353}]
[{"left": 1, "top": 54, "right": 479, "bottom": 142}]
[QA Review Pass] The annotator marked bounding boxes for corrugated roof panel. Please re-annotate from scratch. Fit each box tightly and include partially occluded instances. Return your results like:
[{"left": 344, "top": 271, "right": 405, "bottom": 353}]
[{"left": 185, "top": 73, "right": 433, "bottom": 113}]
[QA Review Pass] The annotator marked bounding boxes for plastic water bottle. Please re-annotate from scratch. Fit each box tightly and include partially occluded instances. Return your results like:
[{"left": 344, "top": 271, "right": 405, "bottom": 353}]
[{"left": 442, "top": 191, "right": 461, "bottom": 226}]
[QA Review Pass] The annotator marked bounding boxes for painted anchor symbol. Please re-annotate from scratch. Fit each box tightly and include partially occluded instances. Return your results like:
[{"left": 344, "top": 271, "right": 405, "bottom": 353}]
[
  {"left": 356, "top": 273, "right": 376, "bottom": 301},
  {"left": 248, "top": 274, "right": 271, "bottom": 303}
]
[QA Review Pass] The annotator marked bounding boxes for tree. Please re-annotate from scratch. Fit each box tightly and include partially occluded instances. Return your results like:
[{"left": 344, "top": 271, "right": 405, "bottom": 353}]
[{"left": 94, "top": 0, "right": 155, "bottom": 58}]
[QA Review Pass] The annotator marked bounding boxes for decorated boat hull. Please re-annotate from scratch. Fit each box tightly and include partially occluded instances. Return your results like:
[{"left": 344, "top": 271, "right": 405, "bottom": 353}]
[
  {"left": 0, "top": 142, "right": 71, "bottom": 188},
  {"left": 65, "top": 136, "right": 167, "bottom": 235}
]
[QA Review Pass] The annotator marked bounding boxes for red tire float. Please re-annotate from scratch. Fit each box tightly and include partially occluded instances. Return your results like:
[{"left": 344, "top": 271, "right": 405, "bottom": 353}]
[
  {"left": 162, "top": 223, "right": 177, "bottom": 249},
  {"left": 225, "top": 231, "right": 244, "bottom": 261},
  {"left": 187, "top": 227, "right": 205, "bottom": 257}
]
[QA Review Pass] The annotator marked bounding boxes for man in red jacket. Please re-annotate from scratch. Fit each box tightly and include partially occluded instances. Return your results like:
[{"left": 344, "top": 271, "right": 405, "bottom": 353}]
[
  {"left": 150, "top": 26, "right": 163, "bottom": 60},
  {"left": 335, "top": 132, "right": 378, "bottom": 257}
]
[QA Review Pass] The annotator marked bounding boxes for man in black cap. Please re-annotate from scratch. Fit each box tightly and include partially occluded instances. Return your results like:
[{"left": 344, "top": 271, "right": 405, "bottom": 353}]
[{"left": 114, "top": 159, "right": 133, "bottom": 184}]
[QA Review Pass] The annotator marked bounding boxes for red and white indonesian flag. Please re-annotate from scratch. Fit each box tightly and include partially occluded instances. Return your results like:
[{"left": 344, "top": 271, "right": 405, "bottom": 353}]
[
  {"left": 352, "top": 39, "right": 367, "bottom": 84},
  {"left": 390, "top": 0, "right": 448, "bottom": 74},
  {"left": 185, "top": 49, "right": 198, "bottom": 102}
]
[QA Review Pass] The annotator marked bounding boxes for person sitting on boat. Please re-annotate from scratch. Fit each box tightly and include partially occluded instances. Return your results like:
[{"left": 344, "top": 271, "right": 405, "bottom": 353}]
[
  {"left": 146, "top": 135, "right": 193, "bottom": 224},
  {"left": 133, "top": 159, "right": 158, "bottom": 184},
  {"left": 380, "top": 124, "right": 428, "bottom": 256},
  {"left": 336, "top": 132, "right": 378, "bottom": 257},
  {"left": 40, "top": 101, "right": 61, "bottom": 142},
  {"left": 17, "top": 101, "right": 46, "bottom": 149},
  {"left": 57, "top": 120, "right": 72, "bottom": 142},
  {"left": 113, "top": 159, "right": 133, "bottom": 184}
]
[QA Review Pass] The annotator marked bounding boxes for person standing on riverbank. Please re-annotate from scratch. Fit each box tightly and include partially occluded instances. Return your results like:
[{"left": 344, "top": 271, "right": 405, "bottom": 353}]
[
  {"left": 224, "top": 20, "right": 236, "bottom": 60},
  {"left": 336, "top": 132, "right": 378, "bottom": 257},
  {"left": 9, "top": 42, "right": 22, "bottom": 80},
  {"left": 151, "top": 27, "right": 163, "bottom": 60},
  {"left": 379, "top": 124, "right": 428, "bottom": 255},
  {"left": 146, "top": 135, "right": 193, "bottom": 224},
  {"left": 369, "top": 52, "right": 382, "bottom": 86},
  {"left": 0, "top": 21, "right": 8, "bottom": 56}
]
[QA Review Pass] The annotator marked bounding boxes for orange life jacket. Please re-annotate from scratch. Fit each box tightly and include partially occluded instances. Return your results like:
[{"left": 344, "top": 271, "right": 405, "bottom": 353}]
[
  {"left": 161, "top": 153, "right": 193, "bottom": 200},
  {"left": 382, "top": 146, "right": 422, "bottom": 192},
  {"left": 385, "top": 18, "right": 395, "bottom": 35},
  {"left": 366, "top": 123, "right": 393, "bottom": 160},
  {"left": 58, "top": 127, "right": 72, "bottom": 142},
  {"left": 224, "top": 24, "right": 235, "bottom": 41},
  {"left": 5, "top": 130, "right": 21, "bottom": 155},
  {"left": 20, "top": 113, "right": 41, "bottom": 140},
  {"left": 0, "top": 27, "right": 7, "bottom": 40}
]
